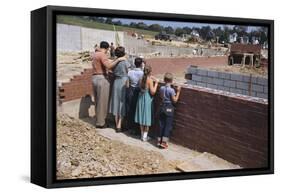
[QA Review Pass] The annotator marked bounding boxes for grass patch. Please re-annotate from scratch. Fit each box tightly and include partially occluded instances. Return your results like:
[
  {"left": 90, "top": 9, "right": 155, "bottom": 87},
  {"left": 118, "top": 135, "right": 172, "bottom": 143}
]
[{"left": 57, "top": 15, "right": 157, "bottom": 37}]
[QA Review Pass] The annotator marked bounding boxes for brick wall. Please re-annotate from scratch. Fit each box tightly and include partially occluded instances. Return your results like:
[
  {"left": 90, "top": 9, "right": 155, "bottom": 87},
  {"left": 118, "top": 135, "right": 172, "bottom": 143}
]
[
  {"left": 58, "top": 68, "right": 93, "bottom": 103},
  {"left": 186, "top": 66, "right": 268, "bottom": 99},
  {"left": 150, "top": 85, "right": 268, "bottom": 168}
]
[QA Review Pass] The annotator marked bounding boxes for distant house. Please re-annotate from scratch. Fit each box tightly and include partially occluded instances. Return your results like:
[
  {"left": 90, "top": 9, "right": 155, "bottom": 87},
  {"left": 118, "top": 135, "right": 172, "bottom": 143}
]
[
  {"left": 251, "top": 36, "right": 260, "bottom": 45},
  {"left": 238, "top": 36, "right": 249, "bottom": 44},
  {"left": 191, "top": 30, "right": 200, "bottom": 38},
  {"left": 229, "top": 33, "right": 238, "bottom": 43},
  {"left": 228, "top": 43, "right": 262, "bottom": 67},
  {"left": 181, "top": 34, "right": 191, "bottom": 41}
]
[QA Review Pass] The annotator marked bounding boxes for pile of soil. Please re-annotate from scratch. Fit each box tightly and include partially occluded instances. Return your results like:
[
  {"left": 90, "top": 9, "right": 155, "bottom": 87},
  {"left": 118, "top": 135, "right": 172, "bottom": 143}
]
[{"left": 56, "top": 114, "right": 177, "bottom": 180}]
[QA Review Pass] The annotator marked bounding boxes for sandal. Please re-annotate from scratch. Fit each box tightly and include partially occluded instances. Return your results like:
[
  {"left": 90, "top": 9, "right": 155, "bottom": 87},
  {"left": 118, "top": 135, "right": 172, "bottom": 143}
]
[{"left": 160, "top": 142, "right": 168, "bottom": 149}]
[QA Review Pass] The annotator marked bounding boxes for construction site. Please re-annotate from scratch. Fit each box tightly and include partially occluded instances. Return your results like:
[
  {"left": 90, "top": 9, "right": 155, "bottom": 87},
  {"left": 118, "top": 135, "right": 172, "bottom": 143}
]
[{"left": 56, "top": 19, "right": 269, "bottom": 180}]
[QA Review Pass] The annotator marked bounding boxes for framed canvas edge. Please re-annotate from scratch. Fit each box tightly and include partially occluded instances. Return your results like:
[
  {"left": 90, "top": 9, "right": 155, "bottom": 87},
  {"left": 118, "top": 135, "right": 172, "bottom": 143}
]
[{"left": 31, "top": 5, "right": 274, "bottom": 188}]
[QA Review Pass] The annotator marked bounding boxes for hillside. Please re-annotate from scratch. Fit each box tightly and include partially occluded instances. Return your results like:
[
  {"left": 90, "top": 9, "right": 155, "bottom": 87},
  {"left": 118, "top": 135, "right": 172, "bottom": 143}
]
[{"left": 57, "top": 15, "right": 157, "bottom": 37}]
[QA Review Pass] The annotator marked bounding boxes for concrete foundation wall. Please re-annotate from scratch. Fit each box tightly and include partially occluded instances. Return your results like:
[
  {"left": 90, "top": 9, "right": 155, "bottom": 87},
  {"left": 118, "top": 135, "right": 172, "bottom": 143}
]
[
  {"left": 81, "top": 27, "right": 124, "bottom": 50},
  {"left": 57, "top": 24, "right": 226, "bottom": 57},
  {"left": 57, "top": 24, "right": 82, "bottom": 51},
  {"left": 57, "top": 24, "right": 124, "bottom": 51},
  {"left": 58, "top": 97, "right": 95, "bottom": 119},
  {"left": 186, "top": 66, "right": 268, "bottom": 99}
]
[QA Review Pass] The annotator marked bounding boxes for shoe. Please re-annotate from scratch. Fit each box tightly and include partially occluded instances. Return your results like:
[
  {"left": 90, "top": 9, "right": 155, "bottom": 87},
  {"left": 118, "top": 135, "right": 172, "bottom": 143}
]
[
  {"left": 157, "top": 137, "right": 162, "bottom": 147},
  {"left": 116, "top": 128, "right": 122, "bottom": 133},
  {"left": 96, "top": 124, "right": 107, "bottom": 129},
  {"left": 142, "top": 137, "right": 148, "bottom": 142},
  {"left": 160, "top": 142, "right": 168, "bottom": 149},
  {"left": 142, "top": 136, "right": 151, "bottom": 142},
  {"left": 122, "top": 128, "right": 128, "bottom": 132},
  {"left": 157, "top": 140, "right": 162, "bottom": 147}
]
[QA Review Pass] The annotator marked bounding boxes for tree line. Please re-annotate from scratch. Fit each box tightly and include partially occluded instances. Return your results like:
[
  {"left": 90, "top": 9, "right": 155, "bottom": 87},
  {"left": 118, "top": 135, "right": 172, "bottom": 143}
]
[{"left": 79, "top": 16, "right": 268, "bottom": 44}]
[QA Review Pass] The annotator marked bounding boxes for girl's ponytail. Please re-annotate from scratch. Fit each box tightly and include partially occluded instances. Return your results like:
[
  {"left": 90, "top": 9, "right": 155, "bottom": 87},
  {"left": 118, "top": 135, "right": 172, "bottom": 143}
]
[{"left": 141, "top": 65, "right": 152, "bottom": 90}]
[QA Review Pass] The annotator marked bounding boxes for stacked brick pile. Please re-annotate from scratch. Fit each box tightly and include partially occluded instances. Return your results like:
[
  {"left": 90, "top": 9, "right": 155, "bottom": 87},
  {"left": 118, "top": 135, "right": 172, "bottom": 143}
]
[{"left": 186, "top": 66, "right": 268, "bottom": 99}]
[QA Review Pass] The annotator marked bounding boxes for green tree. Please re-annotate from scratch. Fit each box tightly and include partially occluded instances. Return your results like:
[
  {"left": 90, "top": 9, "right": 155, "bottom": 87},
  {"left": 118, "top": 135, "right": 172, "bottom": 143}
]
[
  {"left": 136, "top": 22, "right": 148, "bottom": 30},
  {"left": 105, "top": 18, "right": 113, "bottom": 24},
  {"left": 113, "top": 20, "right": 122, "bottom": 26},
  {"left": 200, "top": 25, "right": 212, "bottom": 40},
  {"left": 183, "top": 26, "right": 192, "bottom": 34},
  {"left": 258, "top": 27, "right": 268, "bottom": 44},
  {"left": 164, "top": 26, "right": 175, "bottom": 34},
  {"left": 233, "top": 25, "right": 248, "bottom": 36},
  {"left": 175, "top": 27, "right": 187, "bottom": 36},
  {"left": 148, "top": 24, "right": 163, "bottom": 32}
]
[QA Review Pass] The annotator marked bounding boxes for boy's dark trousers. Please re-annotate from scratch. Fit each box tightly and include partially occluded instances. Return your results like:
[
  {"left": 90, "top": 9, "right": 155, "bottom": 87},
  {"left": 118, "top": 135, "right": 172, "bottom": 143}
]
[
  {"left": 159, "top": 111, "right": 174, "bottom": 140},
  {"left": 126, "top": 86, "right": 140, "bottom": 134}
]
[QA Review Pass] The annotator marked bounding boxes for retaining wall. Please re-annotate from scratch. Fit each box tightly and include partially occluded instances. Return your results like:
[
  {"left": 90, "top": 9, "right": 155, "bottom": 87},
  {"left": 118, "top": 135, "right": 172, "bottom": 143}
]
[
  {"left": 57, "top": 23, "right": 226, "bottom": 57},
  {"left": 57, "top": 24, "right": 124, "bottom": 52}
]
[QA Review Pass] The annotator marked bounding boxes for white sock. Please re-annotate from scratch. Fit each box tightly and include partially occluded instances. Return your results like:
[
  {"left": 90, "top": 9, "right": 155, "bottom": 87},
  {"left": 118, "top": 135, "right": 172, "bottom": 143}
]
[
  {"left": 143, "top": 132, "right": 148, "bottom": 141},
  {"left": 141, "top": 131, "right": 144, "bottom": 140}
]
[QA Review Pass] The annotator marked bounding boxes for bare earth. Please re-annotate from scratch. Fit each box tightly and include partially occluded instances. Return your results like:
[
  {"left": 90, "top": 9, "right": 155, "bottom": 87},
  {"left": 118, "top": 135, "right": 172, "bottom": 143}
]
[
  {"left": 57, "top": 52, "right": 267, "bottom": 89},
  {"left": 56, "top": 113, "right": 240, "bottom": 180}
]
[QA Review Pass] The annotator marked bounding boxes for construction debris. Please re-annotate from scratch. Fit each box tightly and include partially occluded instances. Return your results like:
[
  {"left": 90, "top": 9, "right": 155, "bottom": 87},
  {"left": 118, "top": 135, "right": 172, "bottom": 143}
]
[
  {"left": 77, "top": 51, "right": 92, "bottom": 62},
  {"left": 56, "top": 113, "right": 178, "bottom": 179}
]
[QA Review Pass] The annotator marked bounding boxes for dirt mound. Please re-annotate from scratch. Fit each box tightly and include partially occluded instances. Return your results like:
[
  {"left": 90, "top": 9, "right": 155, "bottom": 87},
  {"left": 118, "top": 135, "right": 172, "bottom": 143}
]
[{"left": 56, "top": 114, "right": 177, "bottom": 180}]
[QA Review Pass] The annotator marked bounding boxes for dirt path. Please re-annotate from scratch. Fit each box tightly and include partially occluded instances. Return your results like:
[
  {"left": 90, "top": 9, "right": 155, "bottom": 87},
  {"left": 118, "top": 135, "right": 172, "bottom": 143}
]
[{"left": 93, "top": 124, "right": 240, "bottom": 172}]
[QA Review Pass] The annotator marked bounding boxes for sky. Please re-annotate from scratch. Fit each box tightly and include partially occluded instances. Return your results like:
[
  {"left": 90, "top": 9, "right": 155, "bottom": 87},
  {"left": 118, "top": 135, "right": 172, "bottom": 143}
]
[
  {"left": 113, "top": 18, "right": 259, "bottom": 31},
  {"left": 114, "top": 18, "right": 229, "bottom": 28}
]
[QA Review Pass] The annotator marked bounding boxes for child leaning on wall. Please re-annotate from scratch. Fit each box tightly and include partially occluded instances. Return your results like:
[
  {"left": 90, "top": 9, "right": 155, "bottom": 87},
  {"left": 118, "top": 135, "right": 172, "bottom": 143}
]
[
  {"left": 134, "top": 65, "right": 159, "bottom": 141},
  {"left": 158, "top": 73, "right": 181, "bottom": 149}
]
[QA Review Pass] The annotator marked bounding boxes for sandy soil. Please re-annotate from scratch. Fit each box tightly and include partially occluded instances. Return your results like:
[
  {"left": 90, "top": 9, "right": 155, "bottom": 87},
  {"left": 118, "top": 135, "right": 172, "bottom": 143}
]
[
  {"left": 56, "top": 113, "right": 178, "bottom": 180},
  {"left": 56, "top": 113, "right": 240, "bottom": 180}
]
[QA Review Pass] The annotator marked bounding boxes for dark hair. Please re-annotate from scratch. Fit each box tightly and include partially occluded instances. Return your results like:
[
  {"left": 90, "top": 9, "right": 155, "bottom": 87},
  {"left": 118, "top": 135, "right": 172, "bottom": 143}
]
[
  {"left": 134, "top": 57, "right": 143, "bottom": 68},
  {"left": 100, "top": 41, "right": 109, "bottom": 49},
  {"left": 141, "top": 65, "right": 152, "bottom": 90},
  {"left": 114, "top": 46, "right": 125, "bottom": 58},
  {"left": 164, "top": 72, "right": 173, "bottom": 83}
]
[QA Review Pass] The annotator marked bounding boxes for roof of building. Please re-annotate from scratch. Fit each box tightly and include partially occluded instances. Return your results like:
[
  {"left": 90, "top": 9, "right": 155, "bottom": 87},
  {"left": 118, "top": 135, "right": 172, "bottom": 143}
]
[{"left": 230, "top": 43, "right": 261, "bottom": 55}]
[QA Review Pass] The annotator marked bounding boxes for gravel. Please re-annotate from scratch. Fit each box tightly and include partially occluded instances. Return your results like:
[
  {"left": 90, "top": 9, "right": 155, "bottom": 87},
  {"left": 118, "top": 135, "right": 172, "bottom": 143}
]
[{"left": 56, "top": 113, "right": 178, "bottom": 180}]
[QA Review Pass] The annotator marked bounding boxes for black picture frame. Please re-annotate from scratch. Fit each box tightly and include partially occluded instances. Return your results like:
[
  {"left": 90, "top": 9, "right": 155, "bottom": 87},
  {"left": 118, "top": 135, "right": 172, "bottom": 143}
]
[{"left": 31, "top": 5, "right": 274, "bottom": 188}]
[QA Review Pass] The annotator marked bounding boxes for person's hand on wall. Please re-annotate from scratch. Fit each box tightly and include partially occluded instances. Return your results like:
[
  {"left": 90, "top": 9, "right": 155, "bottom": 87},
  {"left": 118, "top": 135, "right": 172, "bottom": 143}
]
[{"left": 150, "top": 76, "right": 159, "bottom": 83}]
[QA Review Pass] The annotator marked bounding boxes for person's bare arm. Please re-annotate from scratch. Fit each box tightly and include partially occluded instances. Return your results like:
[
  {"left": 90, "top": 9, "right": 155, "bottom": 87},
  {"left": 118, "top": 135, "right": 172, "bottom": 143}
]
[
  {"left": 125, "top": 79, "right": 130, "bottom": 88},
  {"left": 103, "top": 57, "right": 126, "bottom": 69},
  {"left": 149, "top": 77, "right": 159, "bottom": 95},
  {"left": 171, "top": 86, "right": 181, "bottom": 103}
]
